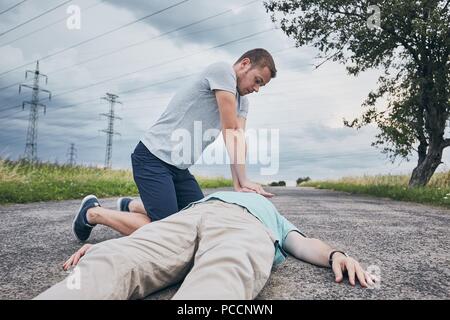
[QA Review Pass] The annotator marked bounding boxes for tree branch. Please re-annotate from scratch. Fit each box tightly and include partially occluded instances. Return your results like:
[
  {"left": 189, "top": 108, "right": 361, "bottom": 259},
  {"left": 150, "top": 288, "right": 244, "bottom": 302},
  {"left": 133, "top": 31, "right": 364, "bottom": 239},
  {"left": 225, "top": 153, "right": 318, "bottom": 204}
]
[
  {"left": 325, "top": 8, "right": 365, "bottom": 19},
  {"left": 441, "top": 0, "right": 450, "bottom": 13},
  {"left": 314, "top": 40, "right": 349, "bottom": 69},
  {"left": 382, "top": 25, "right": 421, "bottom": 65},
  {"left": 326, "top": 4, "right": 422, "bottom": 66},
  {"left": 443, "top": 139, "right": 450, "bottom": 148}
]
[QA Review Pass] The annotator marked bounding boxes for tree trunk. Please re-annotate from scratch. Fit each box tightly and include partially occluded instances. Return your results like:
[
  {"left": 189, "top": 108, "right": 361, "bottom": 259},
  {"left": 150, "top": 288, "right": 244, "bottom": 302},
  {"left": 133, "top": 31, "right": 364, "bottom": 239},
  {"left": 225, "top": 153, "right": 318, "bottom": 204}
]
[
  {"left": 408, "top": 143, "right": 444, "bottom": 187},
  {"left": 409, "top": 54, "right": 446, "bottom": 187}
]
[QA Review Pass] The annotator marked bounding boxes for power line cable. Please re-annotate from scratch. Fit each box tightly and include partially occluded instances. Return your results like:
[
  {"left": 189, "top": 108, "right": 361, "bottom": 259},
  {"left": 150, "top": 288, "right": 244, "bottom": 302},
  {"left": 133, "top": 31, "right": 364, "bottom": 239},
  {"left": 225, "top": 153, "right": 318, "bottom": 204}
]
[
  {"left": 0, "top": 0, "right": 190, "bottom": 78},
  {"left": 46, "top": 0, "right": 263, "bottom": 77},
  {"left": 0, "top": 43, "right": 295, "bottom": 119},
  {"left": 0, "top": 0, "right": 73, "bottom": 38},
  {"left": 0, "top": 1, "right": 264, "bottom": 94},
  {"left": 51, "top": 28, "right": 275, "bottom": 100},
  {"left": 0, "top": 0, "right": 107, "bottom": 47},
  {"left": 0, "top": 28, "right": 273, "bottom": 115},
  {"left": 0, "top": 45, "right": 294, "bottom": 118},
  {"left": 0, "top": 0, "right": 28, "bottom": 16},
  {"left": 0, "top": 15, "right": 264, "bottom": 96}
]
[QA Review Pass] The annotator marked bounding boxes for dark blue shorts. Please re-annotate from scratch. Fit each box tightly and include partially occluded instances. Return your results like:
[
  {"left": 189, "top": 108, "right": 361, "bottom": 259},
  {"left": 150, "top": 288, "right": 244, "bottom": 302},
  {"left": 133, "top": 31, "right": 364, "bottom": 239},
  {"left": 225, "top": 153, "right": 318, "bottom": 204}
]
[{"left": 131, "top": 141, "right": 204, "bottom": 221}]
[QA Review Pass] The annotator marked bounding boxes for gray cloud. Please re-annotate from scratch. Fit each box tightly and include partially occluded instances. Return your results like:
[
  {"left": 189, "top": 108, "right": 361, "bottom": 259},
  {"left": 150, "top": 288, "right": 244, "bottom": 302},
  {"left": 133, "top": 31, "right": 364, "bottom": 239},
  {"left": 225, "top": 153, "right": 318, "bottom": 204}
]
[
  {"left": 0, "top": 0, "right": 448, "bottom": 182},
  {"left": 105, "top": 0, "right": 276, "bottom": 48}
]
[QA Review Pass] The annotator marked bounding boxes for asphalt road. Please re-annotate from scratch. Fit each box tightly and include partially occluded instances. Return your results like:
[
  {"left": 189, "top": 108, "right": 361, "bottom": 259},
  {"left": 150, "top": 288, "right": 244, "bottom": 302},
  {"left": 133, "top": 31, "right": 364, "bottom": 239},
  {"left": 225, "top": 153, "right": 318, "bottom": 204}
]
[{"left": 0, "top": 187, "right": 448, "bottom": 300}]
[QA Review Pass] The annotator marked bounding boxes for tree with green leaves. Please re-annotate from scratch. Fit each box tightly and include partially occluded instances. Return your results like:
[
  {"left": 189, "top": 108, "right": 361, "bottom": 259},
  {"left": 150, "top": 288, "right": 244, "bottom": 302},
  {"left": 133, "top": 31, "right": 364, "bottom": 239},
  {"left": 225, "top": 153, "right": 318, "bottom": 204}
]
[{"left": 265, "top": 0, "right": 449, "bottom": 187}]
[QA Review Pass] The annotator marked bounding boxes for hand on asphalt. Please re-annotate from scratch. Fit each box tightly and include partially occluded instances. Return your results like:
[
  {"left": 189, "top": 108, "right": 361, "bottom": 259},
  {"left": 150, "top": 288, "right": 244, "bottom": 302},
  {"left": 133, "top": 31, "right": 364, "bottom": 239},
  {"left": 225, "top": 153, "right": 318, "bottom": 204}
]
[{"left": 331, "top": 254, "right": 379, "bottom": 288}]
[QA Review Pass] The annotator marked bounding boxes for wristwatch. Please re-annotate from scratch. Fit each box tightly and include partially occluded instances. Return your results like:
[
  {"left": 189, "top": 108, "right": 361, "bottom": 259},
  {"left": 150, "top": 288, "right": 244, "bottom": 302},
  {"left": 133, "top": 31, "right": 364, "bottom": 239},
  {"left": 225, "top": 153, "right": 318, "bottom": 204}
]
[{"left": 328, "top": 250, "right": 348, "bottom": 266}]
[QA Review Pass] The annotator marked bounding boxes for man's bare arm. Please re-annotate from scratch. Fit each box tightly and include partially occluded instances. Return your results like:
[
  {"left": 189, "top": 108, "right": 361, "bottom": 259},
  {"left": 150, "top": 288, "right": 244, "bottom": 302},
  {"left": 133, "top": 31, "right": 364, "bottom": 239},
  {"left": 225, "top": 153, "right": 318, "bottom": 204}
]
[
  {"left": 215, "top": 90, "right": 273, "bottom": 197},
  {"left": 283, "top": 231, "right": 378, "bottom": 287},
  {"left": 229, "top": 116, "right": 261, "bottom": 193},
  {"left": 229, "top": 116, "right": 246, "bottom": 190}
]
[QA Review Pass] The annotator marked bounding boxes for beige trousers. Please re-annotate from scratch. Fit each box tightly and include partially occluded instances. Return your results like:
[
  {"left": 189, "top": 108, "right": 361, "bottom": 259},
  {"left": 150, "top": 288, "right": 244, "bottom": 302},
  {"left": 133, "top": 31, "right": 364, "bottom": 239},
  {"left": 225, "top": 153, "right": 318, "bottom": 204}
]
[{"left": 35, "top": 200, "right": 275, "bottom": 300}]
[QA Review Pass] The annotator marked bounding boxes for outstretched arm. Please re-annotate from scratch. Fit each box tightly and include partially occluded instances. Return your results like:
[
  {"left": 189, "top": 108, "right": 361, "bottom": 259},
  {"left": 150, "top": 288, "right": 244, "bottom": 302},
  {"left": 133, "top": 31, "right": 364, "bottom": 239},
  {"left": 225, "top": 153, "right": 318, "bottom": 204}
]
[{"left": 283, "top": 231, "right": 377, "bottom": 287}]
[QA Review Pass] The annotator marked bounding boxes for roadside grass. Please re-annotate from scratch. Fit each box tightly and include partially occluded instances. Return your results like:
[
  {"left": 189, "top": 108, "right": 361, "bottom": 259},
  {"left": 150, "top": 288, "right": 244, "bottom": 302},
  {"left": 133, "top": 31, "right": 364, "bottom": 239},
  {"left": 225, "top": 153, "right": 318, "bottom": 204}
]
[
  {"left": 0, "top": 159, "right": 232, "bottom": 204},
  {"left": 301, "top": 171, "right": 450, "bottom": 208}
]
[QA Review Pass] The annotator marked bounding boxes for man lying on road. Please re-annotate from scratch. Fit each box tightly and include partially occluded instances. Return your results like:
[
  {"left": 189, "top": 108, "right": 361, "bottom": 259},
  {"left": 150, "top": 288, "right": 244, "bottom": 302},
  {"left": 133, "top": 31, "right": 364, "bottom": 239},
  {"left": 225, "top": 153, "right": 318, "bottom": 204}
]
[{"left": 36, "top": 191, "right": 378, "bottom": 300}]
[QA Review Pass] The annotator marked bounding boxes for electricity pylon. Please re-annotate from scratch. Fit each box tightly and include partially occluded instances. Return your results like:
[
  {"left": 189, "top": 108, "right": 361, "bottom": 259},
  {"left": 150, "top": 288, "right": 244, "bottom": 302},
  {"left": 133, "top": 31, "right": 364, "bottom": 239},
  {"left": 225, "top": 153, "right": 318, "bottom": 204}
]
[
  {"left": 19, "top": 61, "right": 52, "bottom": 162},
  {"left": 100, "top": 93, "right": 121, "bottom": 169}
]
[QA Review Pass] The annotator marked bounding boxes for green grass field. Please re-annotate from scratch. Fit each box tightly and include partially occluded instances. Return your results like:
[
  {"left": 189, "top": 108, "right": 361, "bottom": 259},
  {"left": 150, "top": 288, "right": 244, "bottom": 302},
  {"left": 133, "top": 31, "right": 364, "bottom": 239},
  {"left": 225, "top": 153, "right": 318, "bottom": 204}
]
[
  {"left": 0, "top": 159, "right": 233, "bottom": 204},
  {"left": 301, "top": 171, "right": 450, "bottom": 208},
  {"left": 2, "top": 159, "right": 449, "bottom": 208}
]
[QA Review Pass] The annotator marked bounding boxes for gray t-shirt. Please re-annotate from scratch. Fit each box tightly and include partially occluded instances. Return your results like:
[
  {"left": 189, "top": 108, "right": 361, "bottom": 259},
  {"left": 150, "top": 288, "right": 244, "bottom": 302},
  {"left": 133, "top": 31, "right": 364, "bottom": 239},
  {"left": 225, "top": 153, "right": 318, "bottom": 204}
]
[{"left": 141, "top": 62, "right": 249, "bottom": 169}]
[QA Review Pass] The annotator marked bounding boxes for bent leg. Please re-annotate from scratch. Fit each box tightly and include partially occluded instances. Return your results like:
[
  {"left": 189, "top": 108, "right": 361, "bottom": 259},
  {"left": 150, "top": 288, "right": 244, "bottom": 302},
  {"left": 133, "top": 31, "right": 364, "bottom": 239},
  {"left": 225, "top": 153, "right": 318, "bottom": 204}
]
[
  {"left": 132, "top": 154, "right": 179, "bottom": 221},
  {"left": 174, "top": 169, "right": 204, "bottom": 210},
  {"left": 87, "top": 206, "right": 150, "bottom": 236}
]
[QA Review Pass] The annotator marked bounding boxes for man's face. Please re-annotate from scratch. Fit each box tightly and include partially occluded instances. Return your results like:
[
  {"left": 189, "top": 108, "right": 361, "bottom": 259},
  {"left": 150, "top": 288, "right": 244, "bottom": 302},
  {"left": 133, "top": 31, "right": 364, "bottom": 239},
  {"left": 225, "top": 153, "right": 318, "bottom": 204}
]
[{"left": 236, "top": 59, "right": 272, "bottom": 96}]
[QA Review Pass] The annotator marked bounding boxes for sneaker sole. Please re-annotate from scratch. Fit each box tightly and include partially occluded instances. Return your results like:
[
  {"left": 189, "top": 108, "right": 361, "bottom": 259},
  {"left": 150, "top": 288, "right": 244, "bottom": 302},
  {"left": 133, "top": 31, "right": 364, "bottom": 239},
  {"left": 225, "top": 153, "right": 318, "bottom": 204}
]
[
  {"left": 72, "top": 194, "right": 98, "bottom": 242},
  {"left": 116, "top": 197, "right": 124, "bottom": 211}
]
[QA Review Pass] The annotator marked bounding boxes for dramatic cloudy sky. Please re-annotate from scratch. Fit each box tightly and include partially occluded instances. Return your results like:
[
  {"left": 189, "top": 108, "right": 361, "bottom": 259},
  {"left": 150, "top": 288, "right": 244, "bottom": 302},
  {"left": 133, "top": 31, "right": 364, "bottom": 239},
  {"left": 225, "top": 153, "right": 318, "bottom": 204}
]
[{"left": 0, "top": 0, "right": 449, "bottom": 184}]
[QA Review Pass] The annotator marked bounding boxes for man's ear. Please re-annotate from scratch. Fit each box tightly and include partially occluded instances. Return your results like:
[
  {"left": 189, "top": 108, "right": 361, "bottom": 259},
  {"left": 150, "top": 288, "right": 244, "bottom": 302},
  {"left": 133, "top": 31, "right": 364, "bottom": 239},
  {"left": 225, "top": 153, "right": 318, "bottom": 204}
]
[{"left": 240, "top": 58, "right": 251, "bottom": 69}]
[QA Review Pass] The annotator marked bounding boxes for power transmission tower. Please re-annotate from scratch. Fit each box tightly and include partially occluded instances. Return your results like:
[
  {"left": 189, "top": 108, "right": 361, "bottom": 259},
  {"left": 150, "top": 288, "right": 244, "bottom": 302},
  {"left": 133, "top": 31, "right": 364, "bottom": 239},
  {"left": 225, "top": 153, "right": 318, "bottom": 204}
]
[
  {"left": 100, "top": 93, "right": 121, "bottom": 169},
  {"left": 66, "top": 143, "right": 77, "bottom": 166},
  {"left": 19, "top": 61, "right": 52, "bottom": 162}
]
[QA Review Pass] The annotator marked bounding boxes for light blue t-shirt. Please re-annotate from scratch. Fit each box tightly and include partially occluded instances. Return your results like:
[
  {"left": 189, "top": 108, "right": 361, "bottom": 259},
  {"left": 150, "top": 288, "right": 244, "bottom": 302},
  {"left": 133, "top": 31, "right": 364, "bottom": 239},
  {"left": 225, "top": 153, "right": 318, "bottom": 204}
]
[
  {"left": 185, "top": 191, "right": 307, "bottom": 265},
  {"left": 142, "top": 62, "right": 249, "bottom": 169}
]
